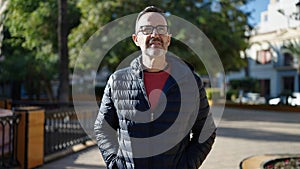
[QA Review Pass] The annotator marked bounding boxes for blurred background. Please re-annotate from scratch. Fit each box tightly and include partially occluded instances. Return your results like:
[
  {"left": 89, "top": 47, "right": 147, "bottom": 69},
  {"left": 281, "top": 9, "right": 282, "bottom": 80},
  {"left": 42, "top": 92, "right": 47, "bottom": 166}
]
[{"left": 0, "top": 0, "right": 299, "bottom": 107}]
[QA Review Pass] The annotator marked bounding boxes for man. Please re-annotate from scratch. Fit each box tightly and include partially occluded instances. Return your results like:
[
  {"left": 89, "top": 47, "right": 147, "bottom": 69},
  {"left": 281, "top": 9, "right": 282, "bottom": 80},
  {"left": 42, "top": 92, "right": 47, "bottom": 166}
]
[{"left": 94, "top": 6, "right": 216, "bottom": 169}]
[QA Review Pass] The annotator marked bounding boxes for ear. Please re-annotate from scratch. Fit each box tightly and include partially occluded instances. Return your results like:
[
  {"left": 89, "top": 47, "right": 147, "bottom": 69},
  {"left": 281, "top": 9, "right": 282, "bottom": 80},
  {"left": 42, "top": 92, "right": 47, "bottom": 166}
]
[{"left": 132, "top": 34, "right": 140, "bottom": 46}]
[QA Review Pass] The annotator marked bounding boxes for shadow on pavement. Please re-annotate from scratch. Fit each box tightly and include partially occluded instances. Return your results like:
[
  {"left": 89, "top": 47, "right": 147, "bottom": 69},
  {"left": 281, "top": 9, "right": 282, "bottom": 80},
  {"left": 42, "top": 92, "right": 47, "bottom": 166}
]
[
  {"left": 220, "top": 107, "right": 300, "bottom": 124},
  {"left": 218, "top": 127, "right": 300, "bottom": 142},
  {"left": 38, "top": 163, "right": 106, "bottom": 169},
  {"left": 37, "top": 146, "right": 106, "bottom": 169}
]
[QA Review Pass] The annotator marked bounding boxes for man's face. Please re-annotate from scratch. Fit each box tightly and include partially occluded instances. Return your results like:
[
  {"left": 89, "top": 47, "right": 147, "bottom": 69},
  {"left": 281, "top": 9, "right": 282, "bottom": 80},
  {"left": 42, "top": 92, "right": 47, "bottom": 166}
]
[{"left": 132, "top": 12, "right": 171, "bottom": 57}]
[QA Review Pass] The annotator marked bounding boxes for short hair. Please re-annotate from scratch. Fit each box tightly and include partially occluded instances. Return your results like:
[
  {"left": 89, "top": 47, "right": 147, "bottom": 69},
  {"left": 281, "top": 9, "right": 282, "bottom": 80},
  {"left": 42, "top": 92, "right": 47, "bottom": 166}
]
[{"left": 135, "top": 6, "right": 167, "bottom": 33}]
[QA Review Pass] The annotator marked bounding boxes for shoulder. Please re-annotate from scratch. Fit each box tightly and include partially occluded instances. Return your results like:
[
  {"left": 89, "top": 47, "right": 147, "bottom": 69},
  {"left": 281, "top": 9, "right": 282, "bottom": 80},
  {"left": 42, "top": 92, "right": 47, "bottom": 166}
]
[{"left": 109, "top": 67, "right": 133, "bottom": 80}]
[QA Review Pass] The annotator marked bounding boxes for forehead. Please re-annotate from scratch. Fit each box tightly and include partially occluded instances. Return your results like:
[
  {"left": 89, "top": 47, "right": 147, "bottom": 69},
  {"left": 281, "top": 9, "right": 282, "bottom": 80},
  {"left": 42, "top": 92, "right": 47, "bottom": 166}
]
[{"left": 137, "top": 12, "right": 167, "bottom": 27}]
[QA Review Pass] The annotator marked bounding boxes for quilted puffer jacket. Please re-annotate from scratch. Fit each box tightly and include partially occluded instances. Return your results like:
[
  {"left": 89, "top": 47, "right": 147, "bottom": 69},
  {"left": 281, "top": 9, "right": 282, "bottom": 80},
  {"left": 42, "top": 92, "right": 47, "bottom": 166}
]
[{"left": 94, "top": 54, "right": 216, "bottom": 169}]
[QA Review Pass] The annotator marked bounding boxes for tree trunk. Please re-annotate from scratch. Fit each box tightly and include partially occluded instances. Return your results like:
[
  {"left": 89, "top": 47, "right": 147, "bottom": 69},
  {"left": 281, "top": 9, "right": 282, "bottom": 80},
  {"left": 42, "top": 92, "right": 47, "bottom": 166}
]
[
  {"left": 57, "top": 0, "right": 69, "bottom": 103},
  {"left": 0, "top": 0, "right": 9, "bottom": 56},
  {"left": 41, "top": 78, "right": 55, "bottom": 102}
]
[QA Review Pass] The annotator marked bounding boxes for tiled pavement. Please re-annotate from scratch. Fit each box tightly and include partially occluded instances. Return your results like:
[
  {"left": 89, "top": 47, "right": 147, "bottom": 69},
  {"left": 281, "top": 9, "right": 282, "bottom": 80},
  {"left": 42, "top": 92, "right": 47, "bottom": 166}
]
[{"left": 38, "top": 107, "right": 300, "bottom": 169}]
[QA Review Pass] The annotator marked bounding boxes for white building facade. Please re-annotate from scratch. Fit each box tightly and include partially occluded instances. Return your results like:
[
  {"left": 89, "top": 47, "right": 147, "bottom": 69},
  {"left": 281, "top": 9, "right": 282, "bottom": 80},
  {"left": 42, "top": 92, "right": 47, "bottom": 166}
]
[{"left": 227, "top": 0, "right": 300, "bottom": 99}]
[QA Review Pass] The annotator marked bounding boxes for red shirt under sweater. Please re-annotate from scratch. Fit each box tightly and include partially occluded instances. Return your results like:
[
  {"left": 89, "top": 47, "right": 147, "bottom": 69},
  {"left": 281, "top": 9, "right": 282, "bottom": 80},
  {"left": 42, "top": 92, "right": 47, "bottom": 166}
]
[{"left": 143, "top": 68, "right": 170, "bottom": 109}]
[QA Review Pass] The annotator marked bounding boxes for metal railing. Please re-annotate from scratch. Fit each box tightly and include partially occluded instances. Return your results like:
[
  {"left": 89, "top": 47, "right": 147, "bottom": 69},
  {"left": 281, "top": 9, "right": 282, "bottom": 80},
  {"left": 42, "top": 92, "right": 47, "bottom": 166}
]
[
  {"left": 0, "top": 114, "right": 21, "bottom": 168},
  {"left": 1, "top": 101, "right": 97, "bottom": 168},
  {"left": 44, "top": 108, "right": 92, "bottom": 156}
]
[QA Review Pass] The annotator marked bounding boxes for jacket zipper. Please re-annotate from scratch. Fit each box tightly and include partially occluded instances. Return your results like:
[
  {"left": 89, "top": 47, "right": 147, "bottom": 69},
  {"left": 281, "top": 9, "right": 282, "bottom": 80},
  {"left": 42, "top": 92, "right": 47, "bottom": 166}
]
[
  {"left": 139, "top": 72, "right": 178, "bottom": 169},
  {"left": 138, "top": 72, "right": 152, "bottom": 121},
  {"left": 138, "top": 76, "right": 154, "bottom": 168}
]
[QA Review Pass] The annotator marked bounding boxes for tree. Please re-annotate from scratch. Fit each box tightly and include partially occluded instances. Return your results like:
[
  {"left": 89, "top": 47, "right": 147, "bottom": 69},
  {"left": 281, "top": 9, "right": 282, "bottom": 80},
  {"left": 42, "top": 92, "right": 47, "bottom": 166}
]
[
  {"left": 0, "top": 0, "right": 8, "bottom": 56},
  {"left": 163, "top": 0, "right": 250, "bottom": 72},
  {"left": 286, "top": 42, "right": 300, "bottom": 71},
  {"left": 69, "top": 0, "right": 251, "bottom": 74},
  {"left": 57, "top": 0, "right": 69, "bottom": 102},
  {"left": 2, "top": 0, "right": 252, "bottom": 100},
  {"left": 2, "top": 0, "right": 80, "bottom": 101},
  {"left": 2, "top": 0, "right": 59, "bottom": 100},
  {"left": 0, "top": 28, "right": 58, "bottom": 100}
]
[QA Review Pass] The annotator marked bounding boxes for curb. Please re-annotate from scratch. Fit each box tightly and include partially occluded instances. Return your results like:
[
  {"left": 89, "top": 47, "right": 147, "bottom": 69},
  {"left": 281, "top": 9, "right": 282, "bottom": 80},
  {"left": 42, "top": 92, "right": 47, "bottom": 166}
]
[{"left": 225, "top": 103, "right": 300, "bottom": 113}]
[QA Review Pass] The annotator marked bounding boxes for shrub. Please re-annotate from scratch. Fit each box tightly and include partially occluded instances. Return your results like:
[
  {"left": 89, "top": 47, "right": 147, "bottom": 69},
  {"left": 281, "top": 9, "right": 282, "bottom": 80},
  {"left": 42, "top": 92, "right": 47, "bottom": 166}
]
[
  {"left": 229, "top": 78, "right": 260, "bottom": 93},
  {"left": 226, "top": 89, "right": 239, "bottom": 101},
  {"left": 264, "top": 157, "right": 300, "bottom": 169},
  {"left": 206, "top": 88, "right": 221, "bottom": 100}
]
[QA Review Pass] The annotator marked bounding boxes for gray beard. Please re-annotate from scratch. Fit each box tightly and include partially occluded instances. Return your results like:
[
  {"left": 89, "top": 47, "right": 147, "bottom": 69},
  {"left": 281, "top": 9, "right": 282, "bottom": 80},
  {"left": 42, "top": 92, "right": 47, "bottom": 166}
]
[{"left": 145, "top": 48, "right": 167, "bottom": 58}]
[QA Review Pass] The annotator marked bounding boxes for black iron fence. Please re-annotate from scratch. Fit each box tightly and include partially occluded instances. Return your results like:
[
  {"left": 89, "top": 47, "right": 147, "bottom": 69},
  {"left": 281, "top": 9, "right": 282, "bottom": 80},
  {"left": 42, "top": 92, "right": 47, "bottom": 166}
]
[
  {"left": 12, "top": 100, "right": 73, "bottom": 110},
  {"left": 44, "top": 108, "right": 91, "bottom": 156},
  {"left": 0, "top": 101, "right": 98, "bottom": 168},
  {"left": 0, "top": 114, "right": 21, "bottom": 169}
]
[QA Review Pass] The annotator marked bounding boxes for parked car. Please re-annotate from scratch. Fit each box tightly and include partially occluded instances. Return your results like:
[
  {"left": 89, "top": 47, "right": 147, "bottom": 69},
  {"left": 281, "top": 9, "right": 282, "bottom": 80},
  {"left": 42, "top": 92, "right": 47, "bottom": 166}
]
[
  {"left": 234, "top": 92, "right": 266, "bottom": 105},
  {"left": 268, "top": 92, "right": 300, "bottom": 106},
  {"left": 268, "top": 96, "right": 288, "bottom": 105},
  {"left": 288, "top": 92, "right": 300, "bottom": 106}
]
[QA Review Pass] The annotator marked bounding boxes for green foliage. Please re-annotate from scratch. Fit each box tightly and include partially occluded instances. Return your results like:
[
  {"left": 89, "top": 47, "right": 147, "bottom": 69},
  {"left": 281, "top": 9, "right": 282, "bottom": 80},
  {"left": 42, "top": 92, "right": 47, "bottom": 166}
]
[
  {"left": 0, "top": 29, "right": 58, "bottom": 100},
  {"left": 285, "top": 41, "right": 300, "bottom": 70},
  {"left": 280, "top": 89, "right": 293, "bottom": 96},
  {"left": 165, "top": 0, "right": 250, "bottom": 72},
  {"left": 286, "top": 42, "right": 300, "bottom": 57},
  {"left": 68, "top": 0, "right": 158, "bottom": 68},
  {"left": 69, "top": 0, "right": 251, "bottom": 73},
  {"left": 169, "top": 39, "right": 207, "bottom": 74},
  {"left": 1, "top": 0, "right": 252, "bottom": 100},
  {"left": 264, "top": 158, "right": 300, "bottom": 169},
  {"left": 6, "top": 0, "right": 57, "bottom": 53},
  {"left": 206, "top": 88, "right": 221, "bottom": 100},
  {"left": 226, "top": 89, "right": 239, "bottom": 101},
  {"left": 227, "top": 77, "right": 259, "bottom": 101},
  {"left": 5, "top": 0, "right": 80, "bottom": 57},
  {"left": 229, "top": 77, "right": 259, "bottom": 93},
  {"left": 2, "top": 0, "right": 80, "bottom": 100}
]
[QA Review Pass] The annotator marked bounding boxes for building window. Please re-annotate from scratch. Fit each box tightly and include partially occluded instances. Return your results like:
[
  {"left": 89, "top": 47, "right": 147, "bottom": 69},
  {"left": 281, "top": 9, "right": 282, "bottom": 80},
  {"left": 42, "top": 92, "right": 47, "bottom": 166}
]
[
  {"left": 264, "top": 14, "right": 268, "bottom": 22},
  {"left": 256, "top": 49, "right": 272, "bottom": 64},
  {"left": 282, "top": 76, "right": 294, "bottom": 94},
  {"left": 259, "top": 79, "right": 270, "bottom": 97},
  {"left": 283, "top": 52, "right": 294, "bottom": 66}
]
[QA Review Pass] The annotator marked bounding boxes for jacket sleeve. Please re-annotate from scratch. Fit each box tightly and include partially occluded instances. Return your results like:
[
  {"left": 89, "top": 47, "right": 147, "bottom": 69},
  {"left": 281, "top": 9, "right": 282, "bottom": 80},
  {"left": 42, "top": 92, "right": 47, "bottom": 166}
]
[
  {"left": 186, "top": 74, "right": 217, "bottom": 169},
  {"left": 94, "top": 76, "right": 120, "bottom": 169}
]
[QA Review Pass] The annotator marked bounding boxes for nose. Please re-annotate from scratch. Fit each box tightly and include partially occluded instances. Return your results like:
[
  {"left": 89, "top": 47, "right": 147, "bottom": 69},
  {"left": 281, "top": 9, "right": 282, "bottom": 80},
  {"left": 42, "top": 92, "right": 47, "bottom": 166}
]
[{"left": 150, "top": 28, "right": 159, "bottom": 37}]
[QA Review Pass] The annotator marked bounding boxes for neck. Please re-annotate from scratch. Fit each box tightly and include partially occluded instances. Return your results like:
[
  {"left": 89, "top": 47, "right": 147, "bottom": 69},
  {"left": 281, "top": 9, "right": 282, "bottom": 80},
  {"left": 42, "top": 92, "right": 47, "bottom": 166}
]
[{"left": 142, "top": 54, "right": 167, "bottom": 72}]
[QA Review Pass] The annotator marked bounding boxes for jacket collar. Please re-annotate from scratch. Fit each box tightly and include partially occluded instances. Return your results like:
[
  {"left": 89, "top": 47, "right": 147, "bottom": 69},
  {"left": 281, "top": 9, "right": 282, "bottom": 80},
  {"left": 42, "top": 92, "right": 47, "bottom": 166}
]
[{"left": 130, "top": 53, "right": 194, "bottom": 81}]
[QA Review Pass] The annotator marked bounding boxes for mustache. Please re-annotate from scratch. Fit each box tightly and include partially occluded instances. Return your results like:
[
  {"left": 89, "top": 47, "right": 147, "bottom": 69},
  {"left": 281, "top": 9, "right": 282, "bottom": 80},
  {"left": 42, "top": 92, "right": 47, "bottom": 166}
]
[{"left": 147, "top": 37, "right": 163, "bottom": 44}]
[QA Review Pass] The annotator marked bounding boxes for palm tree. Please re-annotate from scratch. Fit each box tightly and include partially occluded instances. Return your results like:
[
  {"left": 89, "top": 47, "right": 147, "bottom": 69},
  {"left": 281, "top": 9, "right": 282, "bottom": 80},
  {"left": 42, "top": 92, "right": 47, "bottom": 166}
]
[
  {"left": 285, "top": 41, "right": 300, "bottom": 94},
  {"left": 286, "top": 42, "right": 300, "bottom": 71}
]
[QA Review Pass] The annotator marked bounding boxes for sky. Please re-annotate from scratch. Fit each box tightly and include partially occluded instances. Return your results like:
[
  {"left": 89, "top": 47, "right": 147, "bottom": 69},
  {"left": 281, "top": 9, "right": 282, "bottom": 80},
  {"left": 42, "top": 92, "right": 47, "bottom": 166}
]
[{"left": 243, "top": 0, "right": 270, "bottom": 26}]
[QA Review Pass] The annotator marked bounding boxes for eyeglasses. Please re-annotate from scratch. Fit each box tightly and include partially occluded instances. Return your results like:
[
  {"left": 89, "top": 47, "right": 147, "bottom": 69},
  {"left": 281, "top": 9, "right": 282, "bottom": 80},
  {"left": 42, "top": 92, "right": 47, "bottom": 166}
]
[{"left": 137, "top": 25, "right": 169, "bottom": 35}]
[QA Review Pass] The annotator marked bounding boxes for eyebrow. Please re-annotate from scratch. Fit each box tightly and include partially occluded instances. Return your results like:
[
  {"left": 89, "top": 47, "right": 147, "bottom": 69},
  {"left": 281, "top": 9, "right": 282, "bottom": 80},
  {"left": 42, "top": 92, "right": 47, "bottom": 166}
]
[{"left": 140, "top": 25, "right": 168, "bottom": 27}]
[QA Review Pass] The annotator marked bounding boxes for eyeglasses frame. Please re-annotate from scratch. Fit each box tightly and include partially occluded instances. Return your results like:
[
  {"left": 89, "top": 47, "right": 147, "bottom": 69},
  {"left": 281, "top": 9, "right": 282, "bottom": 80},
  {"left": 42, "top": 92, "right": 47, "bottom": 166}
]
[{"left": 137, "top": 25, "right": 169, "bottom": 35}]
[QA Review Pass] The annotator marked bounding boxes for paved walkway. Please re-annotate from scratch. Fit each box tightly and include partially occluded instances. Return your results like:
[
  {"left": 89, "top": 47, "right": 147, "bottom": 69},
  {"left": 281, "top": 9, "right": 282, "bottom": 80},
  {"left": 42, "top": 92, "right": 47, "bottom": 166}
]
[{"left": 38, "top": 107, "right": 300, "bottom": 169}]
